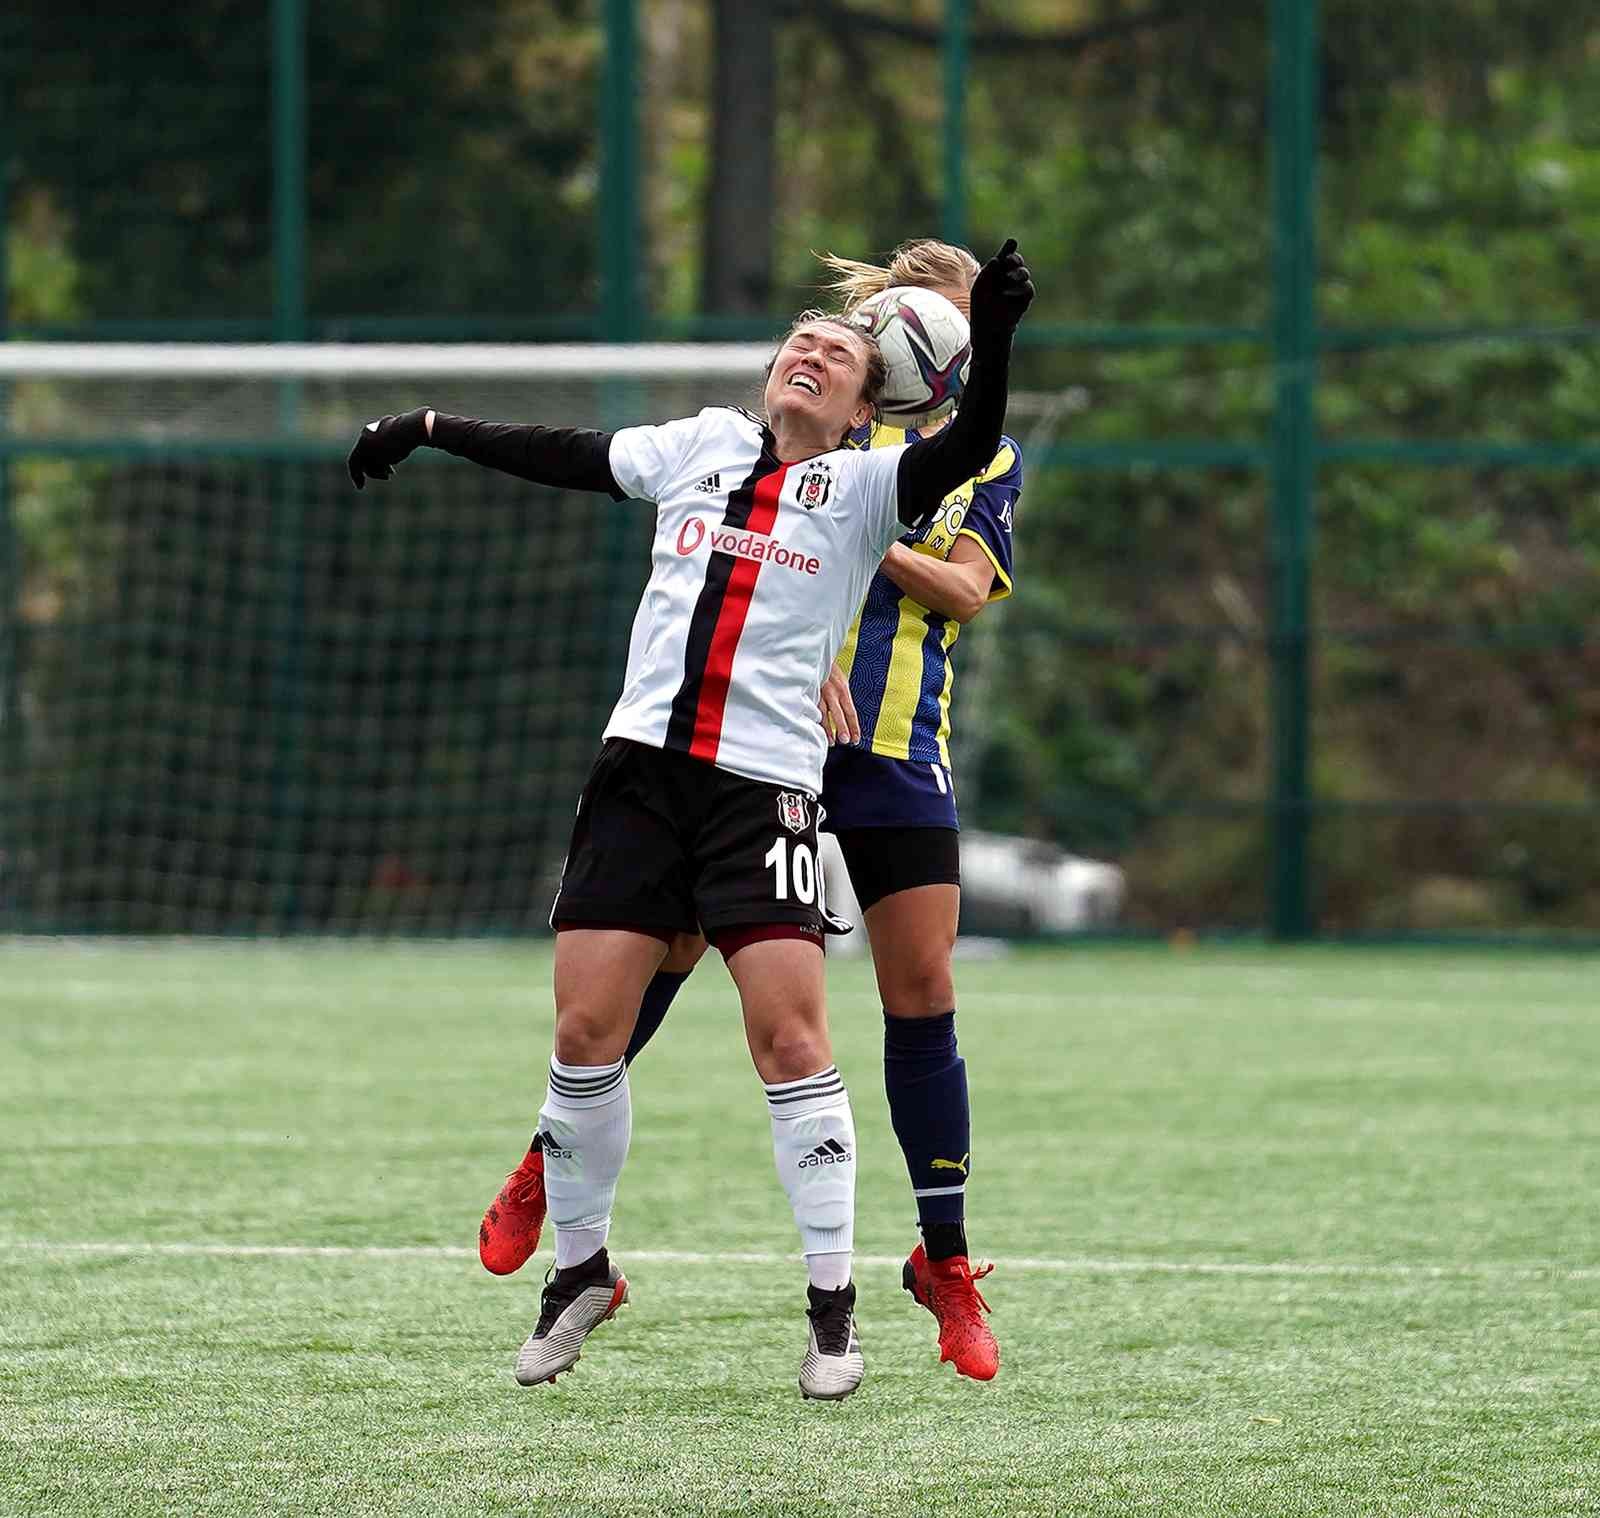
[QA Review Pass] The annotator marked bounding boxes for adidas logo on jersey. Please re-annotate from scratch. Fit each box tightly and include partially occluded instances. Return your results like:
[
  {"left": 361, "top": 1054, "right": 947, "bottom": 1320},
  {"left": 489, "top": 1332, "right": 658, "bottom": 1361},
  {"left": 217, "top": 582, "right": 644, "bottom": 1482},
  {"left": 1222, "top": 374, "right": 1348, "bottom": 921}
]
[
  {"left": 694, "top": 472, "right": 722, "bottom": 494},
  {"left": 799, "top": 1138, "right": 852, "bottom": 1168}
]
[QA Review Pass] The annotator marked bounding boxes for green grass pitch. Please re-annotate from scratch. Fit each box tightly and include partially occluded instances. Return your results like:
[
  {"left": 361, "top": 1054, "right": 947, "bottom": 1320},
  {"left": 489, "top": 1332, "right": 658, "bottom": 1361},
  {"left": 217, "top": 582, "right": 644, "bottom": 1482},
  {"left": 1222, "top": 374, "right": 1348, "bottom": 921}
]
[{"left": 2, "top": 941, "right": 1596, "bottom": 1517}]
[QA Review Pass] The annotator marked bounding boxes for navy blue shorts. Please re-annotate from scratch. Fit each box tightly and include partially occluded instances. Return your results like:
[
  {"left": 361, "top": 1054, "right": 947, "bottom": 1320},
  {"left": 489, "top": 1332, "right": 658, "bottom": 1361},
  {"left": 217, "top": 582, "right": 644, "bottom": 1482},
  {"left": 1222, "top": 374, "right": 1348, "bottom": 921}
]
[{"left": 820, "top": 743, "right": 959, "bottom": 832}]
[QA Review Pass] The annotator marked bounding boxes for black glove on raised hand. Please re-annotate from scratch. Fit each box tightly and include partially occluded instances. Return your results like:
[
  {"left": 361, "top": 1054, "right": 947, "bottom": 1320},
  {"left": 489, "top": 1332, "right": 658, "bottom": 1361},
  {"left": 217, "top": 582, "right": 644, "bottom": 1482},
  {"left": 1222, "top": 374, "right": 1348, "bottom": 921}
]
[
  {"left": 347, "top": 407, "right": 431, "bottom": 489},
  {"left": 967, "top": 238, "right": 1035, "bottom": 352}
]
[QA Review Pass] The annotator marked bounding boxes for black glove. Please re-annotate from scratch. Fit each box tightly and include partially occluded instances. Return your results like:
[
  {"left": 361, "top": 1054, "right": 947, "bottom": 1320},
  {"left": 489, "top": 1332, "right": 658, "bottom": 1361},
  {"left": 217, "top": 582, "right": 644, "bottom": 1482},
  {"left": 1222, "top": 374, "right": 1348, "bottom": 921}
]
[
  {"left": 967, "top": 238, "right": 1035, "bottom": 351},
  {"left": 347, "top": 407, "right": 431, "bottom": 489}
]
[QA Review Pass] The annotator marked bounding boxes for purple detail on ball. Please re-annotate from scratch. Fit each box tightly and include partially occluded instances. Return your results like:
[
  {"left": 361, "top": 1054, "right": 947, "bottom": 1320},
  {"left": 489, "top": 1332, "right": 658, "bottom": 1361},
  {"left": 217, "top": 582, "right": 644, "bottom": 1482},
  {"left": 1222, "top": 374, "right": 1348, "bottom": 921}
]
[{"left": 894, "top": 299, "right": 970, "bottom": 411}]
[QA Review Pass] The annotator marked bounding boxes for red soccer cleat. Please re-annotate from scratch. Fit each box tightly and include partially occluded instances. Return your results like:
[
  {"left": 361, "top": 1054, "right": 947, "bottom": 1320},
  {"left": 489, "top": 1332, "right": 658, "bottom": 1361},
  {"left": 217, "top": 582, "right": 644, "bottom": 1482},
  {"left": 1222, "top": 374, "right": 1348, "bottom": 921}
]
[
  {"left": 479, "top": 1142, "right": 547, "bottom": 1276},
  {"left": 902, "top": 1242, "right": 1000, "bottom": 1381}
]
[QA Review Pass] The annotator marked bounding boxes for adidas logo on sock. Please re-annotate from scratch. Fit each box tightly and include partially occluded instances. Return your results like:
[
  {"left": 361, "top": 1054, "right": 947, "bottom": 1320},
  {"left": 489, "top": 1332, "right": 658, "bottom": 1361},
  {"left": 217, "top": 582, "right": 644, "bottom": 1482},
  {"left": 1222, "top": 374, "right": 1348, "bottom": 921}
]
[
  {"left": 799, "top": 1138, "right": 851, "bottom": 1169},
  {"left": 693, "top": 472, "right": 722, "bottom": 494},
  {"left": 535, "top": 1130, "right": 574, "bottom": 1161}
]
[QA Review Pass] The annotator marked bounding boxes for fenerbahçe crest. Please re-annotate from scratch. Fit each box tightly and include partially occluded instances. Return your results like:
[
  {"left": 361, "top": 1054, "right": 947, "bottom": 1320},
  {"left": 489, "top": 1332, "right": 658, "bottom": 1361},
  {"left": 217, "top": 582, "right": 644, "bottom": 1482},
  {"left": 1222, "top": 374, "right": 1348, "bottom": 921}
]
[
  {"left": 796, "top": 462, "right": 833, "bottom": 510},
  {"left": 777, "top": 792, "right": 809, "bottom": 834}
]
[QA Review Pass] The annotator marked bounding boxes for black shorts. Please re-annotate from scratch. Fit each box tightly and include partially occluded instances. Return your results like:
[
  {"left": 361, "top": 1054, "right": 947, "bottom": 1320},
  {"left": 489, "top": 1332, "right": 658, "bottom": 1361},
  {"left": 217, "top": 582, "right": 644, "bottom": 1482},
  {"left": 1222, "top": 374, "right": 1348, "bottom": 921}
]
[
  {"left": 833, "top": 826, "right": 961, "bottom": 914},
  {"left": 553, "top": 739, "right": 831, "bottom": 943}
]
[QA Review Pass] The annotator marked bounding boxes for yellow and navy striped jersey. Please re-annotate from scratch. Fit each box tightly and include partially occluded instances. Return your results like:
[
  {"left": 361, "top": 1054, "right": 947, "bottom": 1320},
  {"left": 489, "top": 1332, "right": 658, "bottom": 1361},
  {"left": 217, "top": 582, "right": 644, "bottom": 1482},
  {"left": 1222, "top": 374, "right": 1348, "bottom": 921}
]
[{"left": 833, "top": 421, "right": 1021, "bottom": 767}]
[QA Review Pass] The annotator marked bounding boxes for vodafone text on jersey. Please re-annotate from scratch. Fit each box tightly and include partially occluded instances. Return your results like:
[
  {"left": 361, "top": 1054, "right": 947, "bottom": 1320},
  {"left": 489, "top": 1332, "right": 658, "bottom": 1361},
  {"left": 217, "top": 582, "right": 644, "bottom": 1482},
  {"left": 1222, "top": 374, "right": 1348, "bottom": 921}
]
[{"left": 676, "top": 516, "right": 823, "bottom": 577}]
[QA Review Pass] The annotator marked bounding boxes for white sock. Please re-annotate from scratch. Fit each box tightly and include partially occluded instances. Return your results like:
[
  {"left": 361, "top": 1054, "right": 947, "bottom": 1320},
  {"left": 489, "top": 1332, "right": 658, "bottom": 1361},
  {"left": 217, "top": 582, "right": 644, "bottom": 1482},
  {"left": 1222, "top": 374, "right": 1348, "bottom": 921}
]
[
  {"left": 538, "top": 1055, "right": 630, "bottom": 1270},
  {"left": 765, "top": 1065, "right": 855, "bottom": 1288},
  {"left": 807, "top": 1252, "right": 852, "bottom": 1291}
]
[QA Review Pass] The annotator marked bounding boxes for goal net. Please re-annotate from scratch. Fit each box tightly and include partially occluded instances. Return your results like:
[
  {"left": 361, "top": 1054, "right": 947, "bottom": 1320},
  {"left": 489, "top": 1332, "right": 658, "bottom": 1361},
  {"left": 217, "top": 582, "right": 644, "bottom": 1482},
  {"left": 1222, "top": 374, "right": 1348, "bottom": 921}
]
[{"left": 0, "top": 344, "right": 782, "bottom": 934}]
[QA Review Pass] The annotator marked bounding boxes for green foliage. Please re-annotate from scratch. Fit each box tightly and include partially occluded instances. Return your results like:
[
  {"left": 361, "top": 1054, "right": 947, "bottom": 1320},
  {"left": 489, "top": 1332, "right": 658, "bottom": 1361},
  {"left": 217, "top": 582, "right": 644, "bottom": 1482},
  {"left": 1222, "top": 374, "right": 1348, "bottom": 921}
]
[
  {"left": 4, "top": 194, "right": 85, "bottom": 329},
  {"left": 1, "top": 2, "right": 600, "bottom": 329},
  {"left": 952, "top": 5, "right": 1600, "bottom": 932},
  {"left": 3, "top": 2, "right": 1599, "bottom": 932}
]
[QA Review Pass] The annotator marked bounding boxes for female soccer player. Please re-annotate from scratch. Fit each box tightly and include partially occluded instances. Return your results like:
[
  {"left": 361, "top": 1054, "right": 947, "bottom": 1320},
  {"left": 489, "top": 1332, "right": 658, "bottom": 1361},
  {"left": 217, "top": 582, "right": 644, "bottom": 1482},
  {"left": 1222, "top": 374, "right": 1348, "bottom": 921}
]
[
  {"left": 479, "top": 240, "right": 1021, "bottom": 1386},
  {"left": 814, "top": 241, "right": 1019, "bottom": 1386},
  {"left": 348, "top": 240, "right": 1034, "bottom": 1401}
]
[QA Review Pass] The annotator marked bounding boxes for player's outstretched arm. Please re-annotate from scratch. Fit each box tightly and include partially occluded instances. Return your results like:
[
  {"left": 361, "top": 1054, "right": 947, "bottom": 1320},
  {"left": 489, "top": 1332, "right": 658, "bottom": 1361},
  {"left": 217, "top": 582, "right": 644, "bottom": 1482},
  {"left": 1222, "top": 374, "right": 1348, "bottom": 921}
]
[
  {"left": 893, "top": 239, "right": 1033, "bottom": 527},
  {"left": 347, "top": 407, "right": 625, "bottom": 499}
]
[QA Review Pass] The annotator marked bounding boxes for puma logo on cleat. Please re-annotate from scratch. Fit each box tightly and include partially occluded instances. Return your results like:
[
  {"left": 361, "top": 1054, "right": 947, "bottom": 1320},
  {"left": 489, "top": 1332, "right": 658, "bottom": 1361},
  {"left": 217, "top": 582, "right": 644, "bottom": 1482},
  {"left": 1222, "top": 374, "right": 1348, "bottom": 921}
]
[
  {"left": 799, "top": 1138, "right": 851, "bottom": 1168},
  {"left": 535, "top": 1131, "right": 574, "bottom": 1161},
  {"left": 931, "top": 1153, "right": 970, "bottom": 1176}
]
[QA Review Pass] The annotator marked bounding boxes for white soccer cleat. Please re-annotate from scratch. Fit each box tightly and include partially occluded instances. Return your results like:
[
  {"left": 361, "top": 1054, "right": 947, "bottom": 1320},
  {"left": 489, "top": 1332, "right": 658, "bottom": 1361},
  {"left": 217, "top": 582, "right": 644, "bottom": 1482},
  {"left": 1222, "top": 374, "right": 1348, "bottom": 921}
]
[
  {"left": 514, "top": 1258, "right": 629, "bottom": 1386},
  {"left": 798, "top": 1281, "right": 864, "bottom": 1401}
]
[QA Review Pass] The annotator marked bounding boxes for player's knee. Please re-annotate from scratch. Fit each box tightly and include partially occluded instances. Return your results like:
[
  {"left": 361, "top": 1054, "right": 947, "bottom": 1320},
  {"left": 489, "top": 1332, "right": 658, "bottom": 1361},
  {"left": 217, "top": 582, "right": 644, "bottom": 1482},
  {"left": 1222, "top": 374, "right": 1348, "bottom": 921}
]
[
  {"left": 661, "top": 931, "right": 708, "bottom": 975},
  {"left": 553, "top": 1003, "right": 629, "bottom": 1065},
  {"left": 881, "top": 956, "right": 956, "bottom": 1018},
  {"left": 757, "top": 1020, "right": 832, "bottom": 1083}
]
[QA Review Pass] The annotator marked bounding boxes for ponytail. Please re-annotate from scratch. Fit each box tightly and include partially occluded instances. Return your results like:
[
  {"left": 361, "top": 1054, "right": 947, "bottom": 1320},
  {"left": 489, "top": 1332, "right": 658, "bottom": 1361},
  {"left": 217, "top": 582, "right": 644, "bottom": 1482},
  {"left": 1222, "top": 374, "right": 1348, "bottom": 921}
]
[{"left": 816, "top": 239, "right": 982, "bottom": 314}]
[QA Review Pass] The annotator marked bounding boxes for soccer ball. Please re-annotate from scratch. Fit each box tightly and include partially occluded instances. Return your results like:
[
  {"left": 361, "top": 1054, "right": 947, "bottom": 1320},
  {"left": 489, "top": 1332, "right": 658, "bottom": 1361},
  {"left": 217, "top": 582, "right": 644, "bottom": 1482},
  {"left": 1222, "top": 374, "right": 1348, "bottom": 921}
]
[{"left": 849, "top": 285, "right": 972, "bottom": 429}]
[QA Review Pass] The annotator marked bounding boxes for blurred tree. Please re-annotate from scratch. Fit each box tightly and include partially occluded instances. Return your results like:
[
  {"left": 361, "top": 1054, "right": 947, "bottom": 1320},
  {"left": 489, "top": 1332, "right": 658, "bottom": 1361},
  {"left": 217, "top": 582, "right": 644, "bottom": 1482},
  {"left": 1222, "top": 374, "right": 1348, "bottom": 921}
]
[
  {"left": 3, "top": 0, "right": 1599, "bottom": 933},
  {"left": 0, "top": 1, "right": 600, "bottom": 328},
  {"left": 700, "top": 1, "right": 776, "bottom": 316}
]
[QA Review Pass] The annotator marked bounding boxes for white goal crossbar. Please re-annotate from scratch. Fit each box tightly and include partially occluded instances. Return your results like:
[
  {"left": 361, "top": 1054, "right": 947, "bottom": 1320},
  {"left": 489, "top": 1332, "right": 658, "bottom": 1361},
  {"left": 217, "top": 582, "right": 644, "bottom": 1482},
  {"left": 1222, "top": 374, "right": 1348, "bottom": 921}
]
[{"left": 0, "top": 343, "right": 777, "bottom": 381}]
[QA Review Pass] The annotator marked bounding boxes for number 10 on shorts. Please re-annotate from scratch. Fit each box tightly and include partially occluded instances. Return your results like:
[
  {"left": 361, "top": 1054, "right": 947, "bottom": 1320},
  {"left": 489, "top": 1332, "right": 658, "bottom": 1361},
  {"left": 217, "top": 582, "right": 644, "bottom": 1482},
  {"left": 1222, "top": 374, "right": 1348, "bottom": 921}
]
[{"left": 764, "top": 835, "right": 819, "bottom": 904}]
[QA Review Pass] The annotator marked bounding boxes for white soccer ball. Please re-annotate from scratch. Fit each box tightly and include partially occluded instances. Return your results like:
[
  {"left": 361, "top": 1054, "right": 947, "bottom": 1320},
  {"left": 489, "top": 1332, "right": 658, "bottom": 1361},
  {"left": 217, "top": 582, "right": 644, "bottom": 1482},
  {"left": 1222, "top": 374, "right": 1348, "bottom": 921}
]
[{"left": 849, "top": 285, "right": 972, "bottom": 429}]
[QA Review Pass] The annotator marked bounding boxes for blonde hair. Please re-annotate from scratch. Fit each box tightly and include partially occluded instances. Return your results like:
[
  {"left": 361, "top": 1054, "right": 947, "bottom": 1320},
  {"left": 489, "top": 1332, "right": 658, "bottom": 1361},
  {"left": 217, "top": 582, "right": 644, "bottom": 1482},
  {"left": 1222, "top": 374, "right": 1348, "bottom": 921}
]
[{"left": 818, "top": 238, "right": 981, "bottom": 313}]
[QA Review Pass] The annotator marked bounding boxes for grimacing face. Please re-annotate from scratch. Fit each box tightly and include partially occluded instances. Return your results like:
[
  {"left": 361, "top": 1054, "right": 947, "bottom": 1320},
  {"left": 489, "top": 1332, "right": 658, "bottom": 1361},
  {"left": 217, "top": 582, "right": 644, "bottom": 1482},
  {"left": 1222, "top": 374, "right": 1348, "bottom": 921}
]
[{"left": 763, "top": 322, "right": 875, "bottom": 440}]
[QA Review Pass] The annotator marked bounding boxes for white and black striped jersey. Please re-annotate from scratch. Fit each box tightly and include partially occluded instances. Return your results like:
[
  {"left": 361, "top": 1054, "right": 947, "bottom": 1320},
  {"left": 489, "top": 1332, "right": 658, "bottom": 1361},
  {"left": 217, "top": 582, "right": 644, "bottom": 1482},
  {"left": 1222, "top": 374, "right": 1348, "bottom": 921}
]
[
  {"left": 604, "top": 406, "right": 906, "bottom": 796},
  {"left": 423, "top": 329, "right": 1015, "bottom": 793}
]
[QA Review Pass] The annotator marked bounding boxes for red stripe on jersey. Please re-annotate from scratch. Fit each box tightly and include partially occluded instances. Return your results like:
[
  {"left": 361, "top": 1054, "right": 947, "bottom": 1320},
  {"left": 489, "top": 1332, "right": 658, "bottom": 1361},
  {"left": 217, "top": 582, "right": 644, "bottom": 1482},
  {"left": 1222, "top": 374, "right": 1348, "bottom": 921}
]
[{"left": 688, "top": 464, "right": 789, "bottom": 762}]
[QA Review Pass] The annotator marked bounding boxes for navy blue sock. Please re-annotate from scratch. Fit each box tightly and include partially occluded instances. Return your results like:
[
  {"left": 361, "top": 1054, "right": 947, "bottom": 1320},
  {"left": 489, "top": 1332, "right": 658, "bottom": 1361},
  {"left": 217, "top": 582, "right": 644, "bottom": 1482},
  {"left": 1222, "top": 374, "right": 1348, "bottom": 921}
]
[
  {"left": 883, "top": 1010, "right": 970, "bottom": 1258},
  {"left": 624, "top": 970, "right": 689, "bottom": 1065}
]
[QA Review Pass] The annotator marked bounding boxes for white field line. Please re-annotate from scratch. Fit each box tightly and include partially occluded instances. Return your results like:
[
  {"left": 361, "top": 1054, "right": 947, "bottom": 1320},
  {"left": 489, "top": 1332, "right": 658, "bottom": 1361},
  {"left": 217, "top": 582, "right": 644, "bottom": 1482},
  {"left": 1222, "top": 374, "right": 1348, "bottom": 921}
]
[{"left": 2, "top": 1240, "right": 1594, "bottom": 1281}]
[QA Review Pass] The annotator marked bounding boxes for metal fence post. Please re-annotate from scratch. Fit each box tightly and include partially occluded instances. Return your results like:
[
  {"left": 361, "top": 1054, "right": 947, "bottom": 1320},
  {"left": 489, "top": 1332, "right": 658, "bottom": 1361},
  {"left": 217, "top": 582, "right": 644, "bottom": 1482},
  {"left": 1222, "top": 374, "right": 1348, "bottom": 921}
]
[
  {"left": 270, "top": 0, "right": 308, "bottom": 929},
  {"left": 0, "top": 86, "right": 20, "bottom": 926},
  {"left": 597, "top": 0, "right": 646, "bottom": 769},
  {"left": 942, "top": 0, "right": 969, "bottom": 249},
  {"left": 1268, "top": 0, "right": 1319, "bottom": 939},
  {"left": 273, "top": 0, "right": 307, "bottom": 350}
]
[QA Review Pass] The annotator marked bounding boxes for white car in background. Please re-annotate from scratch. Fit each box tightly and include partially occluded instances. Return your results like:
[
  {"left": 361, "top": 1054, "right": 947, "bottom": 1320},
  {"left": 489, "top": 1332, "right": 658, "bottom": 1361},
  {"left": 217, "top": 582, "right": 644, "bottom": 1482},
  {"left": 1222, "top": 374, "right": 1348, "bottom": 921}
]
[{"left": 820, "top": 830, "right": 1125, "bottom": 951}]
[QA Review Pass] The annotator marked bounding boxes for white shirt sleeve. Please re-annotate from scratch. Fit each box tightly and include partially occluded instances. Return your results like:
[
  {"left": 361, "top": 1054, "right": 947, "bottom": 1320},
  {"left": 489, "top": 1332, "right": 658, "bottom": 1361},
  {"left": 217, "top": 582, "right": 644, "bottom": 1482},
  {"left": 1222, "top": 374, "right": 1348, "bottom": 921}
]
[
  {"left": 608, "top": 414, "right": 706, "bottom": 503},
  {"left": 846, "top": 443, "right": 908, "bottom": 556}
]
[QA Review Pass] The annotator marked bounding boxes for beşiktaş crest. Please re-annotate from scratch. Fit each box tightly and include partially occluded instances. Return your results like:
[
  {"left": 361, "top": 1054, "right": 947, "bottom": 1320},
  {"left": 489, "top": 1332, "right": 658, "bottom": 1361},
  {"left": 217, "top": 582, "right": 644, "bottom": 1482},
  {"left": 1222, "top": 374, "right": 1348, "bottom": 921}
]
[
  {"left": 796, "top": 462, "right": 834, "bottom": 510},
  {"left": 777, "top": 792, "right": 809, "bottom": 833}
]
